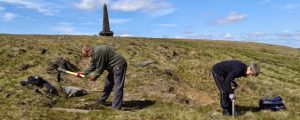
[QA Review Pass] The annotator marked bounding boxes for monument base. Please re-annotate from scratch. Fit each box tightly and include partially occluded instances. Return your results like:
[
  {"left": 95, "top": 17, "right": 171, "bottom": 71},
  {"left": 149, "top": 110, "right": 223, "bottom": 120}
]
[{"left": 99, "top": 31, "right": 114, "bottom": 36}]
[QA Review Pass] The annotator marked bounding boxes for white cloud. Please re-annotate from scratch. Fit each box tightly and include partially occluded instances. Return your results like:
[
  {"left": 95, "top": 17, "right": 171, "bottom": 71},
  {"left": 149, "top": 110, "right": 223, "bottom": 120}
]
[
  {"left": 228, "top": 31, "right": 300, "bottom": 48},
  {"left": 72, "top": 0, "right": 175, "bottom": 16},
  {"left": 214, "top": 12, "right": 247, "bottom": 25},
  {"left": 2, "top": 12, "right": 17, "bottom": 21},
  {"left": 0, "top": 0, "right": 56, "bottom": 15},
  {"left": 111, "top": 0, "right": 175, "bottom": 16},
  {"left": 150, "top": 7, "right": 175, "bottom": 17},
  {"left": 223, "top": 33, "right": 233, "bottom": 39},
  {"left": 276, "top": 31, "right": 300, "bottom": 39},
  {"left": 110, "top": 18, "right": 132, "bottom": 24},
  {"left": 241, "top": 31, "right": 300, "bottom": 41},
  {"left": 119, "top": 34, "right": 133, "bottom": 37},
  {"left": 73, "top": 0, "right": 106, "bottom": 10}
]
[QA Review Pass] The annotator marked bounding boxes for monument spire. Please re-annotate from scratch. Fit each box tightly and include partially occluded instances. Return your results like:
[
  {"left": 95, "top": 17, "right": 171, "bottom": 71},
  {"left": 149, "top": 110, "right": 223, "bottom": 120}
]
[{"left": 99, "top": 3, "right": 114, "bottom": 36}]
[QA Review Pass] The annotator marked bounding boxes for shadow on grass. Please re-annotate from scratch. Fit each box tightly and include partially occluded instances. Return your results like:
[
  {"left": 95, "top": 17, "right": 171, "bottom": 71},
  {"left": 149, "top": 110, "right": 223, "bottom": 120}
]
[
  {"left": 122, "top": 100, "right": 156, "bottom": 111},
  {"left": 236, "top": 105, "right": 260, "bottom": 115}
]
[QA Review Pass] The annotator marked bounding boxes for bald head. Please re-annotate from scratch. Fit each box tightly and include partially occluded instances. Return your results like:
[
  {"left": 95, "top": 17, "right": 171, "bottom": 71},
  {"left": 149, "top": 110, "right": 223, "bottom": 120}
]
[{"left": 81, "top": 45, "right": 92, "bottom": 57}]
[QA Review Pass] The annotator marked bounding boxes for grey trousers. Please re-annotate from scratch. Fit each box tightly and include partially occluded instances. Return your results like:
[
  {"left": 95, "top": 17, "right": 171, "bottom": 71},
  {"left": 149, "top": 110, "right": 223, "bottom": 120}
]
[{"left": 99, "top": 63, "right": 127, "bottom": 109}]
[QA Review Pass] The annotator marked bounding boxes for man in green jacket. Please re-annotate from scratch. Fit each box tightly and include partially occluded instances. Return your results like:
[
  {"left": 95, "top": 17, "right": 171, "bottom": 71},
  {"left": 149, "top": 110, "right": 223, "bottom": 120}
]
[{"left": 78, "top": 45, "right": 127, "bottom": 110}]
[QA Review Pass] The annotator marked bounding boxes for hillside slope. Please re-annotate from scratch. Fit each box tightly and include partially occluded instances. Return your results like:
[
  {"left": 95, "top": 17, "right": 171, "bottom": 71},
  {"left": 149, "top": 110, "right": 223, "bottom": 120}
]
[{"left": 0, "top": 34, "right": 300, "bottom": 120}]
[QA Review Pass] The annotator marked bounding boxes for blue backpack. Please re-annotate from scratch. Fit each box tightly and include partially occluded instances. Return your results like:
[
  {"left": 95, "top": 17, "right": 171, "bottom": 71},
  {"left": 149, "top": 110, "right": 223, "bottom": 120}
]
[{"left": 259, "top": 96, "right": 286, "bottom": 111}]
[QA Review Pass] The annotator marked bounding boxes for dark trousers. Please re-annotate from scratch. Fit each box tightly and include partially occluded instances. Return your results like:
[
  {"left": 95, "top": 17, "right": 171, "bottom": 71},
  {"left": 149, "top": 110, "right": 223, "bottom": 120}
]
[
  {"left": 212, "top": 71, "right": 232, "bottom": 112},
  {"left": 99, "top": 63, "right": 127, "bottom": 109}
]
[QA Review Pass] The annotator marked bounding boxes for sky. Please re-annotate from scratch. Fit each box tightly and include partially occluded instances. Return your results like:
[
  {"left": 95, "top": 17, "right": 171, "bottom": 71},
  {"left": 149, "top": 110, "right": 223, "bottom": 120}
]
[{"left": 0, "top": 0, "right": 299, "bottom": 48}]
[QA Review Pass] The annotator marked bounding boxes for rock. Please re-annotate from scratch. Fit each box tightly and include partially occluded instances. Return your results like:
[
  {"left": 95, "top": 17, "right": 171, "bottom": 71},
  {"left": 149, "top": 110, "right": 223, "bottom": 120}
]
[
  {"left": 137, "top": 59, "right": 156, "bottom": 67},
  {"left": 40, "top": 48, "right": 47, "bottom": 54}
]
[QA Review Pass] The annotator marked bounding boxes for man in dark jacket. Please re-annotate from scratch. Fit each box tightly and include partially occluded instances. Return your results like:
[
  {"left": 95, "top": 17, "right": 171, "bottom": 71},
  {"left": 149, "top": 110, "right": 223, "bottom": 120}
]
[
  {"left": 78, "top": 45, "right": 127, "bottom": 110},
  {"left": 212, "top": 60, "right": 260, "bottom": 115}
]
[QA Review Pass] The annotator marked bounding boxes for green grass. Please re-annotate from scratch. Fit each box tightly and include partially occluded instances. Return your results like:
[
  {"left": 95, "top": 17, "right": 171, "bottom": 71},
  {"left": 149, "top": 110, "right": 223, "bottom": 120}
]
[{"left": 0, "top": 34, "right": 300, "bottom": 120}]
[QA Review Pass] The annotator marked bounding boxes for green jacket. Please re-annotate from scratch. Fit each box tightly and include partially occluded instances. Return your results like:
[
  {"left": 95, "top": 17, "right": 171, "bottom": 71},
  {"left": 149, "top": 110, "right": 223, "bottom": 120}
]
[{"left": 83, "top": 45, "right": 126, "bottom": 78}]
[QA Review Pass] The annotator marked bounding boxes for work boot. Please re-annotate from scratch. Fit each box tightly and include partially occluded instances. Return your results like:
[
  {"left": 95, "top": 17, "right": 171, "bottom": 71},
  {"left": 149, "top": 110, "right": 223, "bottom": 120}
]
[
  {"left": 96, "top": 99, "right": 106, "bottom": 105},
  {"left": 222, "top": 110, "right": 231, "bottom": 116}
]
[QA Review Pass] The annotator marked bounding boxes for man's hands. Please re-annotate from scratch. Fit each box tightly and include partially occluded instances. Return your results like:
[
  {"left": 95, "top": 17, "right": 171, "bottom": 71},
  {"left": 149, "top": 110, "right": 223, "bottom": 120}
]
[
  {"left": 231, "top": 81, "right": 238, "bottom": 90},
  {"left": 77, "top": 72, "right": 84, "bottom": 78},
  {"left": 229, "top": 94, "right": 235, "bottom": 100},
  {"left": 88, "top": 77, "right": 96, "bottom": 81},
  {"left": 77, "top": 72, "right": 97, "bottom": 81}
]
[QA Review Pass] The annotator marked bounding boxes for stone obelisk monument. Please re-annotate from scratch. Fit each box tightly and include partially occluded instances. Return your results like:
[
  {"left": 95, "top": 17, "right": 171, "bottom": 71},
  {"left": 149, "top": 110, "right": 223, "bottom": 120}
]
[{"left": 99, "top": 3, "right": 114, "bottom": 36}]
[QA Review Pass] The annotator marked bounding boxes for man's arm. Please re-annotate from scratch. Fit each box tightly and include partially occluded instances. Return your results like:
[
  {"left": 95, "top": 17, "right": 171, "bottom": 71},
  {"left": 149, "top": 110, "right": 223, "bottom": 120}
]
[
  {"left": 83, "top": 58, "right": 96, "bottom": 75},
  {"left": 224, "top": 72, "right": 236, "bottom": 94},
  {"left": 91, "top": 57, "right": 106, "bottom": 79},
  {"left": 232, "top": 80, "right": 238, "bottom": 90},
  {"left": 87, "top": 50, "right": 107, "bottom": 80}
]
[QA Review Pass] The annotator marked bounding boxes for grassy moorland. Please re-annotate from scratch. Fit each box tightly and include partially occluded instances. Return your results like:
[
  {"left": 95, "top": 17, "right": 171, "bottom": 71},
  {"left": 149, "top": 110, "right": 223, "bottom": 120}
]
[{"left": 0, "top": 34, "right": 299, "bottom": 120}]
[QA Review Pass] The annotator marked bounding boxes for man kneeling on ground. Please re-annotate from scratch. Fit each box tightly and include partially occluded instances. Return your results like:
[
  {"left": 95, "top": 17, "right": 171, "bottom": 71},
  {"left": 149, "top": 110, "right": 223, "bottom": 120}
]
[{"left": 211, "top": 60, "right": 260, "bottom": 116}]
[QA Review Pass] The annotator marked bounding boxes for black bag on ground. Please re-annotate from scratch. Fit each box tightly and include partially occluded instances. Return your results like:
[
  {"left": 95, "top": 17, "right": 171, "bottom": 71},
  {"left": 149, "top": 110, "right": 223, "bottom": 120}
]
[
  {"left": 259, "top": 96, "right": 286, "bottom": 111},
  {"left": 20, "top": 76, "right": 59, "bottom": 96}
]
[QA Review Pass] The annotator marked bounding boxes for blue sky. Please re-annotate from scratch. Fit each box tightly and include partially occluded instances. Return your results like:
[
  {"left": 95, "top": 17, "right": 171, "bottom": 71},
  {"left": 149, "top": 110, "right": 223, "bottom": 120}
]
[{"left": 0, "top": 0, "right": 299, "bottom": 48}]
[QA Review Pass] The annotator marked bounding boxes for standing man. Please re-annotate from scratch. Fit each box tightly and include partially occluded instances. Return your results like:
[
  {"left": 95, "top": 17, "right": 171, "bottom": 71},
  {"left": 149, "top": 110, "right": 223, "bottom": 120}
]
[
  {"left": 211, "top": 60, "right": 260, "bottom": 116},
  {"left": 78, "top": 45, "right": 127, "bottom": 110}
]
